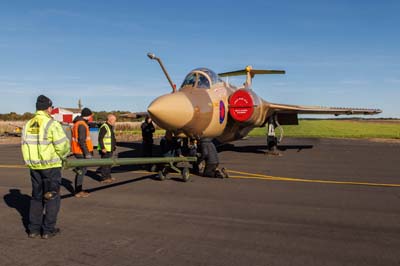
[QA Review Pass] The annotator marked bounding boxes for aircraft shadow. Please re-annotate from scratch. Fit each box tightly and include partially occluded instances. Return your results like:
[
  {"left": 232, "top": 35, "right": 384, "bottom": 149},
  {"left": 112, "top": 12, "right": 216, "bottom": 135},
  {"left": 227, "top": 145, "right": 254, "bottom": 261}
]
[
  {"left": 117, "top": 141, "right": 162, "bottom": 157},
  {"left": 278, "top": 144, "right": 314, "bottom": 152},
  {"left": 218, "top": 143, "right": 314, "bottom": 154},
  {"left": 114, "top": 142, "right": 163, "bottom": 172},
  {"left": 3, "top": 189, "right": 30, "bottom": 232},
  {"left": 116, "top": 141, "right": 143, "bottom": 155}
]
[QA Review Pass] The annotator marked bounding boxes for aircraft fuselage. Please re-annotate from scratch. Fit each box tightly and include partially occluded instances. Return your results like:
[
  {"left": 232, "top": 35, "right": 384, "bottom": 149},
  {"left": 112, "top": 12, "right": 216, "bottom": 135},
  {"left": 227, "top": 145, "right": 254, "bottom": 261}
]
[{"left": 147, "top": 68, "right": 270, "bottom": 143}]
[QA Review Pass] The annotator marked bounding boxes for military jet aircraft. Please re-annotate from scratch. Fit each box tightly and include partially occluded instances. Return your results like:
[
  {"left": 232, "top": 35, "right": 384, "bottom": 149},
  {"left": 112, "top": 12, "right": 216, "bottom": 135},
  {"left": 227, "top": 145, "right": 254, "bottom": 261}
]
[{"left": 146, "top": 53, "right": 381, "bottom": 150}]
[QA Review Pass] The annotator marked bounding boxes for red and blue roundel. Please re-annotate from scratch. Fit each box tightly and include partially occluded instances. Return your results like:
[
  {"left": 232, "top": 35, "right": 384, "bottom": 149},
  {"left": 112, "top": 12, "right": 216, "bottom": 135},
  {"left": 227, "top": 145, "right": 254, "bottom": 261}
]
[{"left": 219, "top": 100, "right": 225, "bottom": 124}]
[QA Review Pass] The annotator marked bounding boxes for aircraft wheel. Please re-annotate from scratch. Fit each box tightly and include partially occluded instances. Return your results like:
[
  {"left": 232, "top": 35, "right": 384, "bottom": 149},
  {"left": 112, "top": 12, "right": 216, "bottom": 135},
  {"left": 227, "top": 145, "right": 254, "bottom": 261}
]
[
  {"left": 267, "top": 136, "right": 278, "bottom": 151},
  {"left": 181, "top": 167, "right": 190, "bottom": 182},
  {"left": 158, "top": 169, "right": 167, "bottom": 181}
]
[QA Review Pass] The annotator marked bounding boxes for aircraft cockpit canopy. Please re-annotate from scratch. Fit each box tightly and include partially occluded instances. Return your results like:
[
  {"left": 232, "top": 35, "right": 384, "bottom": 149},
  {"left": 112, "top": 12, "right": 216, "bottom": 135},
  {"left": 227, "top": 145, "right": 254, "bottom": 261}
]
[{"left": 180, "top": 68, "right": 222, "bottom": 89}]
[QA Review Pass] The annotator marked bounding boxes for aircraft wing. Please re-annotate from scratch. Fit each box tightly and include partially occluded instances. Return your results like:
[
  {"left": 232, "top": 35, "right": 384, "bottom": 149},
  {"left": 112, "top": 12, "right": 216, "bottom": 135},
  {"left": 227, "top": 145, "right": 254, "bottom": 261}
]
[{"left": 268, "top": 103, "right": 382, "bottom": 116}]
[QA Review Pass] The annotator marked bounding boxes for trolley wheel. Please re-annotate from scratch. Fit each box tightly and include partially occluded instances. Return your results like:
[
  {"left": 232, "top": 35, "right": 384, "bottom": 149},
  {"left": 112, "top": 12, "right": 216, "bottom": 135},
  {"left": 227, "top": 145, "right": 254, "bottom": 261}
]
[
  {"left": 158, "top": 168, "right": 168, "bottom": 181},
  {"left": 181, "top": 167, "right": 190, "bottom": 182}
]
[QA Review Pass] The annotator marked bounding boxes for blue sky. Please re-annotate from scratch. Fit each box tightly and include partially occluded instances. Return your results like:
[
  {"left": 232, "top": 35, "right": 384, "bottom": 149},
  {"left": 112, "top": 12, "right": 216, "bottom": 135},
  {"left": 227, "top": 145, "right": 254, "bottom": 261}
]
[{"left": 0, "top": 1, "right": 399, "bottom": 117}]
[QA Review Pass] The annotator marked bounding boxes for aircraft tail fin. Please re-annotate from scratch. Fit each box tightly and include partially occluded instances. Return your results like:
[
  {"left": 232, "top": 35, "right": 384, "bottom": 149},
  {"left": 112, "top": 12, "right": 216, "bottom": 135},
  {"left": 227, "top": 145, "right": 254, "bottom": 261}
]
[{"left": 218, "top": 66, "right": 285, "bottom": 77}]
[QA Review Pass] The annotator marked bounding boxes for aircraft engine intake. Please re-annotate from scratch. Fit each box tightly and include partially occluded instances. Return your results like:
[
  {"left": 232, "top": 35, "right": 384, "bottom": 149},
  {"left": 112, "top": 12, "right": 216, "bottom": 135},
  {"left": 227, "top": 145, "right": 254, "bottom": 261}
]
[{"left": 228, "top": 89, "right": 263, "bottom": 125}]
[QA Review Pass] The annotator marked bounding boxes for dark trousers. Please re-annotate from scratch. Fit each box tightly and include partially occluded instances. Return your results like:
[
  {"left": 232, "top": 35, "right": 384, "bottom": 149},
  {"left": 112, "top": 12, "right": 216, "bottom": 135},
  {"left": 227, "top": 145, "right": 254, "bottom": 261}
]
[
  {"left": 203, "top": 163, "right": 218, "bottom": 177},
  {"left": 29, "top": 167, "right": 61, "bottom": 234},
  {"left": 74, "top": 155, "right": 86, "bottom": 193},
  {"left": 100, "top": 151, "right": 113, "bottom": 179},
  {"left": 142, "top": 142, "right": 153, "bottom": 157}
]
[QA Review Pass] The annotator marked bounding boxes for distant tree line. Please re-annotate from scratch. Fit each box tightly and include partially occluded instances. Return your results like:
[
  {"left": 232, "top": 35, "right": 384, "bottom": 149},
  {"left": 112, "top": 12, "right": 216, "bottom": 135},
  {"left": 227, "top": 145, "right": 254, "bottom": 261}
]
[
  {"left": 0, "top": 112, "right": 34, "bottom": 121},
  {"left": 0, "top": 111, "right": 141, "bottom": 122}
]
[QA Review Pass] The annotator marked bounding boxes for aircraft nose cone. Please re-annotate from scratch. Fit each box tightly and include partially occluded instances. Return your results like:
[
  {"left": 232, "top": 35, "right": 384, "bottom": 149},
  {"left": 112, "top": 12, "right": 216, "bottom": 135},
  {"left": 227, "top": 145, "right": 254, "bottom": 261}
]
[{"left": 147, "top": 92, "right": 194, "bottom": 130}]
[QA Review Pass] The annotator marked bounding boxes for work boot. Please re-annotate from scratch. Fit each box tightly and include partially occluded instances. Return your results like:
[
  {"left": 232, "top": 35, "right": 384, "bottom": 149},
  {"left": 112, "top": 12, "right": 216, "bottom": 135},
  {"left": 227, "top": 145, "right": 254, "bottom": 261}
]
[
  {"left": 100, "top": 178, "right": 112, "bottom": 184},
  {"left": 75, "top": 191, "right": 90, "bottom": 198},
  {"left": 28, "top": 231, "right": 40, "bottom": 239},
  {"left": 214, "top": 169, "right": 224, "bottom": 179},
  {"left": 221, "top": 168, "right": 229, "bottom": 178},
  {"left": 42, "top": 228, "right": 60, "bottom": 239}
]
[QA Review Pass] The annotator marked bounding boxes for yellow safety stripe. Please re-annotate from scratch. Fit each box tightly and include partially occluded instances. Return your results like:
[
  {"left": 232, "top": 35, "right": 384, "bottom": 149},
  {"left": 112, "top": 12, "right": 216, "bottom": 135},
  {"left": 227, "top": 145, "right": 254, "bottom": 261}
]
[
  {"left": 227, "top": 170, "right": 400, "bottom": 188},
  {"left": 24, "top": 158, "right": 62, "bottom": 165}
]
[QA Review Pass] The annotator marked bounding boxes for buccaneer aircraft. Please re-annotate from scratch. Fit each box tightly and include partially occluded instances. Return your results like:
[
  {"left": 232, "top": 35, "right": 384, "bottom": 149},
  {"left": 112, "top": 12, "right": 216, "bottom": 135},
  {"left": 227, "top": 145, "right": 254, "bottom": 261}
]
[{"left": 146, "top": 53, "right": 381, "bottom": 150}]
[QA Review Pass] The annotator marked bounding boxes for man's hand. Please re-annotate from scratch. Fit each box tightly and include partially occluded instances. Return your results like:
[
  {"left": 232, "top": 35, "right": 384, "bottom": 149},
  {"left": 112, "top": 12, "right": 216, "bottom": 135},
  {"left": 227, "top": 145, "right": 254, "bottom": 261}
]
[{"left": 102, "top": 149, "right": 107, "bottom": 154}]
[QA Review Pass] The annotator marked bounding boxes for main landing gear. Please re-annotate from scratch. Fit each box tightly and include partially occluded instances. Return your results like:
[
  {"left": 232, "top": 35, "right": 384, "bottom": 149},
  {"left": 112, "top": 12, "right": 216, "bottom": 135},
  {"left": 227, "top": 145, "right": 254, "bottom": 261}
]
[{"left": 266, "top": 115, "right": 283, "bottom": 155}]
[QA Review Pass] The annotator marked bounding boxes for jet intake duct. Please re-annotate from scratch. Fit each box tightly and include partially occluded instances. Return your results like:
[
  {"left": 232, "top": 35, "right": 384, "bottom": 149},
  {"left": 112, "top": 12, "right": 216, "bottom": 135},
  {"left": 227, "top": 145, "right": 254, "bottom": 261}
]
[{"left": 228, "top": 89, "right": 262, "bottom": 124}]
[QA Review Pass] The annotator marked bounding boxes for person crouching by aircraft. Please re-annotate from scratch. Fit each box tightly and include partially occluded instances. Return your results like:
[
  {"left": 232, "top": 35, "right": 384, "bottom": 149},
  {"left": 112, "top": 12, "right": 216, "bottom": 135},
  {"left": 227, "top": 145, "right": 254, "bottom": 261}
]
[
  {"left": 199, "top": 138, "right": 228, "bottom": 178},
  {"left": 71, "top": 107, "right": 94, "bottom": 198},
  {"left": 97, "top": 114, "right": 117, "bottom": 183},
  {"left": 21, "top": 95, "right": 70, "bottom": 239},
  {"left": 160, "top": 131, "right": 176, "bottom": 157},
  {"left": 141, "top": 115, "right": 155, "bottom": 157}
]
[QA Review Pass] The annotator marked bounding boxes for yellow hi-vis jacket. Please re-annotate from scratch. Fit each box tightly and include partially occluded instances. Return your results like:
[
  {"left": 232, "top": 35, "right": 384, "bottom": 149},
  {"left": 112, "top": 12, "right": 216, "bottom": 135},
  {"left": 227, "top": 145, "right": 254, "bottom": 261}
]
[
  {"left": 21, "top": 111, "right": 70, "bottom": 169},
  {"left": 98, "top": 123, "right": 112, "bottom": 152}
]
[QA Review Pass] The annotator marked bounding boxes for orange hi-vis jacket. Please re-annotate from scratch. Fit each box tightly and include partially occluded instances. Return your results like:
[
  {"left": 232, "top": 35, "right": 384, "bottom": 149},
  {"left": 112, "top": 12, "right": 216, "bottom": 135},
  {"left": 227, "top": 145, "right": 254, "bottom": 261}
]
[{"left": 71, "top": 120, "right": 93, "bottom": 155}]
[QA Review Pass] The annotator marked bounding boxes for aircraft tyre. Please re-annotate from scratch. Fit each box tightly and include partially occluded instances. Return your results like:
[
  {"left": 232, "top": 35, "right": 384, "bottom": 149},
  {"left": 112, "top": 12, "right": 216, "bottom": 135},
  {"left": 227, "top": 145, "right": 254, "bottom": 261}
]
[
  {"left": 181, "top": 167, "right": 190, "bottom": 182},
  {"left": 267, "top": 136, "right": 278, "bottom": 151}
]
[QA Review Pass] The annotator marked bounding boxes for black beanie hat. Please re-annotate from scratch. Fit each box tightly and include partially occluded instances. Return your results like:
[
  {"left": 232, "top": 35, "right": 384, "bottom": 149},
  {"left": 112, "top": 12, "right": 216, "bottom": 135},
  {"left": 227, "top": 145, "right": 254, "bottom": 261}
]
[
  {"left": 36, "top": 95, "right": 53, "bottom": 110},
  {"left": 81, "top": 107, "right": 93, "bottom": 117}
]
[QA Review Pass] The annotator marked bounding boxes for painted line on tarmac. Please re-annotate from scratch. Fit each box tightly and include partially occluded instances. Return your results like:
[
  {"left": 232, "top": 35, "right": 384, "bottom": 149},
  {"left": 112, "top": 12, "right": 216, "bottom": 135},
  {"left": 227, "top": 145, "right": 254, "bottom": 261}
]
[
  {"left": 227, "top": 169, "right": 400, "bottom": 188},
  {"left": 0, "top": 164, "right": 26, "bottom": 169},
  {"left": 2, "top": 164, "right": 398, "bottom": 188}
]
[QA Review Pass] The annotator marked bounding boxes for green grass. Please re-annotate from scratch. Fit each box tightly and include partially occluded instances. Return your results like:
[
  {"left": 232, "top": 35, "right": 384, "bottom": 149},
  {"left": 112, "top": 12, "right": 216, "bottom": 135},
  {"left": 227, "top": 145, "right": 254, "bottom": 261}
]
[
  {"left": 249, "top": 120, "right": 400, "bottom": 139},
  {"left": 116, "top": 129, "right": 165, "bottom": 135}
]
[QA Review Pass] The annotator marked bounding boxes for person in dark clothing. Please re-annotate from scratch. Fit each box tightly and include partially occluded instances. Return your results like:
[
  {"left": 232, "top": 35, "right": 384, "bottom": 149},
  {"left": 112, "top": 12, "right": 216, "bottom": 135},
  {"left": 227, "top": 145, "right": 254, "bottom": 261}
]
[
  {"left": 160, "top": 131, "right": 176, "bottom": 157},
  {"left": 98, "top": 114, "right": 117, "bottom": 183},
  {"left": 188, "top": 139, "right": 199, "bottom": 174},
  {"left": 141, "top": 116, "right": 155, "bottom": 157},
  {"left": 187, "top": 139, "right": 198, "bottom": 157},
  {"left": 199, "top": 138, "right": 228, "bottom": 178},
  {"left": 199, "top": 138, "right": 219, "bottom": 177},
  {"left": 71, "top": 107, "right": 94, "bottom": 198}
]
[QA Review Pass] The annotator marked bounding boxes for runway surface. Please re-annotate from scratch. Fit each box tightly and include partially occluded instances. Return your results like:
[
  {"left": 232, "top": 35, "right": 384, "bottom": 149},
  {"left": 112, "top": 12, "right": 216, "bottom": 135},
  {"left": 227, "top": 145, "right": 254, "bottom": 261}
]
[{"left": 1, "top": 137, "right": 399, "bottom": 266}]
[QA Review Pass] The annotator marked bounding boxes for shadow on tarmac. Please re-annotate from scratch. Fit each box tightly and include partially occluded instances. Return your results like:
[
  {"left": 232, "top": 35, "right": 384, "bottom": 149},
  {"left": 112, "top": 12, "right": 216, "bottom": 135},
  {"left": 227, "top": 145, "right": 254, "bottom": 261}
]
[
  {"left": 60, "top": 174, "right": 156, "bottom": 199},
  {"left": 278, "top": 144, "right": 314, "bottom": 152},
  {"left": 113, "top": 142, "right": 162, "bottom": 173},
  {"left": 217, "top": 143, "right": 314, "bottom": 154},
  {"left": 61, "top": 178, "right": 75, "bottom": 193},
  {"left": 3, "top": 189, "right": 30, "bottom": 232}
]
